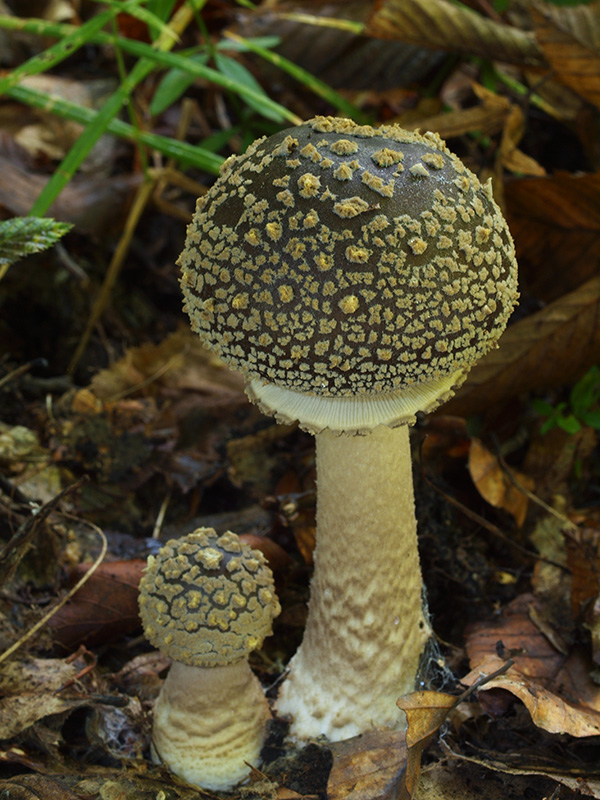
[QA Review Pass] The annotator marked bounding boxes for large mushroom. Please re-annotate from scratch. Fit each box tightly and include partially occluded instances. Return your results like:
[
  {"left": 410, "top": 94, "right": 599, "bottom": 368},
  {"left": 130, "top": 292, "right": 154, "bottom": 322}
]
[
  {"left": 138, "top": 527, "right": 280, "bottom": 789},
  {"left": 179, "top": 116, "right": 518, "bottom": 741}
]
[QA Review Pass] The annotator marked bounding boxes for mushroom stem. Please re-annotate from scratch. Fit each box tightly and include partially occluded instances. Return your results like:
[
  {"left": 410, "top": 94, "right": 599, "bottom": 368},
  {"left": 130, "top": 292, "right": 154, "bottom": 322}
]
[
  {"left": 152, "top": 660, "right": 270, "bottom": 790},
  {"left": 276, "top": 424, "right": 430, "bottom": 741}
]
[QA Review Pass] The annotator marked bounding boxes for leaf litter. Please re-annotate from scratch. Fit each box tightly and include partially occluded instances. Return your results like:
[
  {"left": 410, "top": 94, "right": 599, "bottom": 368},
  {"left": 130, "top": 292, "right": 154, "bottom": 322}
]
[{"left": 1, "top": 0, "right": 600, "bottom": 798}]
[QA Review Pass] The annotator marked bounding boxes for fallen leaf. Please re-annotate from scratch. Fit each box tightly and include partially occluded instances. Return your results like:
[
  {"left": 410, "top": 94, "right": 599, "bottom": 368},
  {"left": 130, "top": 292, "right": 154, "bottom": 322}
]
[
  {"left": 499, "top": 105, "right": 546, "bottom": 177},
  {"left": 444, "top": 276, "right": 600, "bottom": 418},
  {"left": 366, "top": 0, "right": 544, "bottom": 66},
  {"left": 506, "top": 171, "right": 600, "bottom": 301},
  {"left": 403, "top": 84, "right": 510, "bottom": 140},
  {"left": 235, "top": 1, "right": 445, "bottom": 93},
  {"left": 90, "top": 326, "right": 245, "bottom": 402},
  {"left": 396, "top": 691, "right": 458, "bottom": 798},
  {"left": 468, "top": 438, "right": 534, "bottom": 527},
  {"left": 0, "top": 156, "right": 140, "bottom": 236},
  {"left": 415, "top": 761, "right": 562, "bottom": 800},
  {"left": 531, "top": 1, "right": 600, "bottom": 109},
  {"left": 327, "top": 729, "right": 407, "bottom": 800},
  {"left": 0, "top": 655, "right": 91, "bottom": 739},
  {"left": 0, "top": 775, "right": 82, "bottom": 800},
  {"left": 463, "top": 593, "right": 600, "bottom": 737},
  {"left": 48, "top": 559, "right": 146, "bottom": 650}
]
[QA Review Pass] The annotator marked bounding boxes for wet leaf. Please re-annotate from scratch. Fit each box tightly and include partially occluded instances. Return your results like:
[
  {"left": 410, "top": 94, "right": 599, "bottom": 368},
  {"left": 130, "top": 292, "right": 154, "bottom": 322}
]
[
  {"left": 463, "top": 593, "right": 600, "bottom": 737},
  {"left": 445, "top": 276, "right": 600, "bottom": 418},
  {"left": 531, "top": 1, "right": 600, "bottom": 109},
  {"left": 366, "top": 0, "right": 544, "bottom": 66},
  {"left": 48, "top": 559, "right": 146, "bottom": 650},
  {"left": 468, "top": 438, "right": 534, "bottom": 526}
]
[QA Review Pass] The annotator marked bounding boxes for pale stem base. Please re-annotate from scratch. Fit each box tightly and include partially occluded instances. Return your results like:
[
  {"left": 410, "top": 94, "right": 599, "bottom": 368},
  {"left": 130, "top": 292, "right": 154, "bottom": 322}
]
[
  {"left": 152, "top": 660, "right": 270, "bottom": 790},
  {"left": 275, "top": 424, "right": 431, "bottom": 741}
]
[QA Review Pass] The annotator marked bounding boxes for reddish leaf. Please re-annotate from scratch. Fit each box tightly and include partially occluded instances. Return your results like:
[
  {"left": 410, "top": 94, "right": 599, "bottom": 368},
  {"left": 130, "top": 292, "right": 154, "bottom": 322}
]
[
  {"left": 506, "top": 172, "right": 600, "bottom": 301},
  {"left": 464, "top": 593, "right": 600, "bottom": 737},
  {"left": 48, "top": 560, "right": 145, "bottom": 650}
]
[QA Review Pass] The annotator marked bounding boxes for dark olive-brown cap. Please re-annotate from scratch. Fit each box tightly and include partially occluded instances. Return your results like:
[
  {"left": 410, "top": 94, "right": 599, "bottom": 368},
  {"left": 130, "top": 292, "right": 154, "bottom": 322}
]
[
  {"left": 139, "top": 528, "right": 280, "bottom": 667},
  {"left": 179, "top": 116, "right": 518, "bottom": 432}
]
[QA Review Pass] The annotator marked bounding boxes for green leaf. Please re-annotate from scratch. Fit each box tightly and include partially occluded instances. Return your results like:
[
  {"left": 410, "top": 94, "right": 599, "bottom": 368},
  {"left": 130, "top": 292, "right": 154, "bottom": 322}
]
[
  {"left": 570, "top": 365, "right": 600, "bottom": 416},
  {"left": 0, "top": 217, "right": 72, "bottom": 275},
  {"left": 556, "top": 414, "right": 582, "bottom": 435},
  {"left": 531, "top": 398, "right": 556, "bottom": 417},
  {"left": 147, "top": 0, "right": 178, "bottom": 22},
  {"left": 150, "top": 51, "right": 209, "bottom": 115},
  {"left": 213, "top": 52, "right": 286, "bottom": 122},
  {"left": 581, "top": 410, "right": 600, "bottom": 430}
]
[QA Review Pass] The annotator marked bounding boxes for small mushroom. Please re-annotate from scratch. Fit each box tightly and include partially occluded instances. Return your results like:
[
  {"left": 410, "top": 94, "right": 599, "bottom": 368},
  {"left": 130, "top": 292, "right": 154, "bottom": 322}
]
[
  {"left": 138, "top": 527, "right": 281, "bottom": 790},
  {"left": 179, "top": 117, "right": 519, "bottom": 740}
]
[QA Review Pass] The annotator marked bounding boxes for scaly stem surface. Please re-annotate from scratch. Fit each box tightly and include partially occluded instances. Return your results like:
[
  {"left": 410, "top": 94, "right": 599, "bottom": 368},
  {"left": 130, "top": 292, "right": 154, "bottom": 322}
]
[
  {"left": 276, "top": 424, "right": 430, "bottom": 740},
  {"left": 153, "top": 659, "right": 270, "bottom": 789}
]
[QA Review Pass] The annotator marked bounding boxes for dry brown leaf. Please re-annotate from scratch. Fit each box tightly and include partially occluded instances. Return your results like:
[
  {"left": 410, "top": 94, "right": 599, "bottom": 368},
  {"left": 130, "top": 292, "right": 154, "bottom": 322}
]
[
  {"left": 0, "top": 655, "right": 91, "bottom": 739},
  {"left": 0, "top": 775, "right": 82, "bottom": 800},
  {"left": 531, "top": 1, "right": 600, "bottom": 109},
  {"left": 236, "top": 0, "right": 445, "bottom": 92},
  {"left": 468, "top": 438, "right": 534, "bottom": 527},
  {"left": 499, "top": 105, "right": 546, "bottom": 177},
  {"left": 396, "top": 691, "right": 458, "bottom": 798},
  {"left": 90, "top": 326, "right": 246, "bottom": 404},
  {"left": 414, "top": 762, "right": 563, "bottom": 800},
  {"left": 444, "top": 276, "right": 600, "bottom": 418},
  {"left": 506, "top": 171, "right": 600, "bottom": 301},
  {"left": 327, "top": 730, "right": 407, "bottom": 800},
  {"left": 463, "top": 593, "right": 600, "bottom": 737},
  {"left": 403, "top": 83, "right": 510, "bottom": 140},
  {"left": 366, "top": 0, "right": 544, "bottom": 66}
]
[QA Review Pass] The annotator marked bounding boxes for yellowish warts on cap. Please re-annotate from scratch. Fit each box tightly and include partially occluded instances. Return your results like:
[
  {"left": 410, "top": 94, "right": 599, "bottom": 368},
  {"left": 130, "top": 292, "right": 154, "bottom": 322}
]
[{"left": 178, "top": 116, "right": 518, "bottom": 404}]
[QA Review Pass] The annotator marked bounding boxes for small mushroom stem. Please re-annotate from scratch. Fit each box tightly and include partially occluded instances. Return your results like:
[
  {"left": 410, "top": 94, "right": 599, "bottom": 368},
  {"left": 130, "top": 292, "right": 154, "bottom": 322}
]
[
  {"left": 152, "top": 660, "right": 271, "bottom": 791},
  {"left": 276, "top": 424, "right": 431, "bottom": 741}
]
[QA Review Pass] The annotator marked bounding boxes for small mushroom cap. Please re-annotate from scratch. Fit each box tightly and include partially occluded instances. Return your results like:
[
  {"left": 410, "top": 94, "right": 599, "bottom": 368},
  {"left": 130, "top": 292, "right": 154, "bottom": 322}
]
[
  {"left": 138, "top": 528, "right": 280, "bottom": 667},
  {"left": 180, "top": 116, "right": 518, "bottom": 433}
]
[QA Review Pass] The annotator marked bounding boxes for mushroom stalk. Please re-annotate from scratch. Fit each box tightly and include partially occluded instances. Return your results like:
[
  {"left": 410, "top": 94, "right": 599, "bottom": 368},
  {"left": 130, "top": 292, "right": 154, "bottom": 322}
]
[
  {"left": 275, "top": 424, "right": 430, "bottom": 741},
  {"left": 152, "top": 660, "right": 270, "bottom": 791}
]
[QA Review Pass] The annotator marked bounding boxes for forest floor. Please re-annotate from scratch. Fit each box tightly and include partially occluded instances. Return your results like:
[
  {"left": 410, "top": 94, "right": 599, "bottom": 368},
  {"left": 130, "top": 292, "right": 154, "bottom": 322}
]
[{"left": 0, "top": 1, "right": 600, "bottom": 799}]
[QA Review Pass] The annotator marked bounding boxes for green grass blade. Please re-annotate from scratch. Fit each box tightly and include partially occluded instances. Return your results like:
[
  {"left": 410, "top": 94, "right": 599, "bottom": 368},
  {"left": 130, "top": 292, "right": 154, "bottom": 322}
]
[
  {"left": 28, "top": 2, "right": 205, "bottom": 215},
  {"left": 150, "top": 51, "right": 209, "bottom": 116},
  {"left": 0, "top": 10, "right": 113, "bottom": 96},
  {"left": 6, "top": 83, "right": 223, "bottom": 172},
  {"left": 0, "top": 15, "right": 300, "bottom": 125},
  {"left": 90, "top": 0, "right": 179, "bottom": 42},
  {"left": 224, "top": 31, "right": 366, "bottom": 121},
  {"left": 214, "top": 52, "right": 286, "bottom": 122}
]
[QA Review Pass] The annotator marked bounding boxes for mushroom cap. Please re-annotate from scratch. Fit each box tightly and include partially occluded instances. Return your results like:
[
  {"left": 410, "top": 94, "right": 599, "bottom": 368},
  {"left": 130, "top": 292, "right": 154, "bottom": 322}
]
[
  {"left": 138, "top": 528, "right": 280, "bottom": 667},
  {"left": 180, "top": 116, "right": 518, "bottom": 433}
]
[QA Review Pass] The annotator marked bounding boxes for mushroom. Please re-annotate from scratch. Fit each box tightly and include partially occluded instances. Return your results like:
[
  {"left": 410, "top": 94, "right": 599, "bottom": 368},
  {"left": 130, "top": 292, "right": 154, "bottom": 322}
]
[
  {"left": 179, "top": 116, "right": 518, "bottom": 741},
  {"left": 138, "top": 527, "right": 281, "bottom": 790}
]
